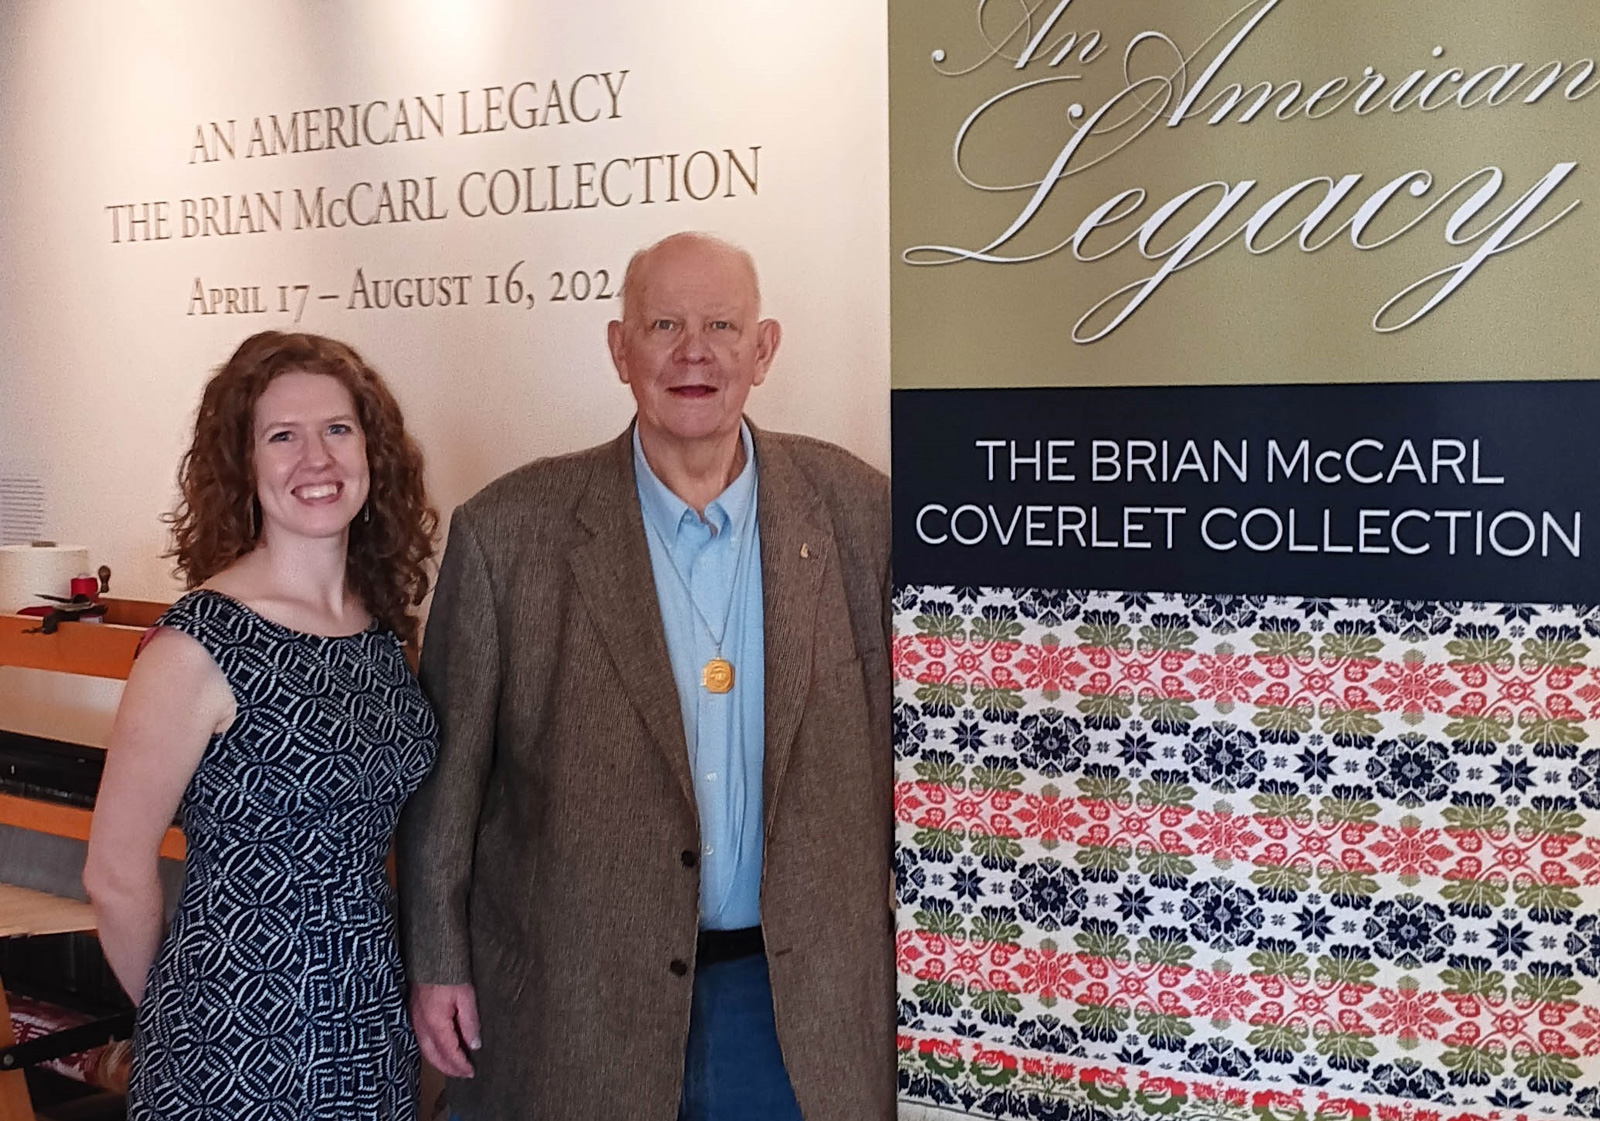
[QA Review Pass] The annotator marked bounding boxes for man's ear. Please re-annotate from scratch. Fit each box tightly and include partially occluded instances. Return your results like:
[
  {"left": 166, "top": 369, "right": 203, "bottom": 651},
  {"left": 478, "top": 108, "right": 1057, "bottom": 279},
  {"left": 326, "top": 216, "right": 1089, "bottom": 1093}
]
[
  {"left": 607, "top": 320, "right": 630, "bottom": 383},
  {"left": 751, "top": 318, "right": 782, "bottom": 386}
]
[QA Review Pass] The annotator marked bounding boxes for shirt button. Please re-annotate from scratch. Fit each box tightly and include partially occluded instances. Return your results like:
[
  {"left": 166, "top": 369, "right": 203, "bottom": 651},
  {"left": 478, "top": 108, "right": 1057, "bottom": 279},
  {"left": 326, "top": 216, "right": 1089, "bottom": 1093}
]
[
  {"left": 669, "top": 959, "right": 689, "bottom": 976},
  {"left": 705, "top": 772, "right": 718, "bottom": 782},
  {"left": 680, "top": 849, "right": 698, "bottom": 868},
  {"left": 703, "top": 844, "right": 714, "bottom": 856}
]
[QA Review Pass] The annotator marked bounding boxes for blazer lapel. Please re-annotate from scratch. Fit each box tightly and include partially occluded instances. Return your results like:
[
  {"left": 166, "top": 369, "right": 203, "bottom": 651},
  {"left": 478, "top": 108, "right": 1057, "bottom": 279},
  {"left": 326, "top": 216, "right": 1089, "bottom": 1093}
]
[
  {"left": 753, "top": 427, "right": 833, "bottom": 830},
  {"left": 569, "top": 430, "right": 695, "bottom": 810}
]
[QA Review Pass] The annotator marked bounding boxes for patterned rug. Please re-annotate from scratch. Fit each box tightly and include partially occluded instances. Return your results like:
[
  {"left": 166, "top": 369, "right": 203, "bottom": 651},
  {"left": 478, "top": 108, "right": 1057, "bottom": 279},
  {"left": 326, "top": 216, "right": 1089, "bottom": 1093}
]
[{"left": 894, "top": 587, "right": 1600, "bottom": 1121}]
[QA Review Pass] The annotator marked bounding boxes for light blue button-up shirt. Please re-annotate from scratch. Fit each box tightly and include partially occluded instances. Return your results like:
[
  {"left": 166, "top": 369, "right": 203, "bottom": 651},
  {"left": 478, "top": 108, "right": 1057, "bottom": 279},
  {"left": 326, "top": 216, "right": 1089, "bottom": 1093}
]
[{"left": 634, "top": 423, "right": 765, "bottom": 931}]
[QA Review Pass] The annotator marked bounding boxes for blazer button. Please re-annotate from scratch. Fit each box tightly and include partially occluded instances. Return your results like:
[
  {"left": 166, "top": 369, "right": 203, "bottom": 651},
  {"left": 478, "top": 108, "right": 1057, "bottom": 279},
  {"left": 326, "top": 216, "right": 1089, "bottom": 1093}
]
[
  {"left": 669, "top": 959, "right": 689, "bottom": 976},
  {"left": 680, "top": 849, "right": 698, "bottom": 868}
]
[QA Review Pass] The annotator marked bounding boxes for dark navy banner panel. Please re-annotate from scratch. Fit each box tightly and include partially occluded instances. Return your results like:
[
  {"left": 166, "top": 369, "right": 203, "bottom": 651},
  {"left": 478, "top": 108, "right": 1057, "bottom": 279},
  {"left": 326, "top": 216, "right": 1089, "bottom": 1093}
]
[{"left": 892, "top": 381, "right": 1600, "bottom": 603}]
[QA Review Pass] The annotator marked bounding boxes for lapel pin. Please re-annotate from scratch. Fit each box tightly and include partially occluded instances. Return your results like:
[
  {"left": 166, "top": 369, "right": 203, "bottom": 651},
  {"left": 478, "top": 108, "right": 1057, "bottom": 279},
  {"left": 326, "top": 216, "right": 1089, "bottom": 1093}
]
[{"left": 800, "top": 543, "right": 811, "bottom": 559}]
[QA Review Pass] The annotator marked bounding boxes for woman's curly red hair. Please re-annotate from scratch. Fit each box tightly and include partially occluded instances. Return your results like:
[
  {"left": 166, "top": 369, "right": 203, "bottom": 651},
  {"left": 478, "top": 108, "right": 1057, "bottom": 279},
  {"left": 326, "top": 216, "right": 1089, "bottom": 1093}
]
[{"left": 167, "top": 331, "right": 438, "bottom": 646}]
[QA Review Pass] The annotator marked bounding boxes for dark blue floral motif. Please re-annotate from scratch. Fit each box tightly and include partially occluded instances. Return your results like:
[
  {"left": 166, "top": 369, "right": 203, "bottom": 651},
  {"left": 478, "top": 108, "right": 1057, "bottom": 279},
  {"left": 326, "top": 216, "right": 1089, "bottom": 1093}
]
[
  {"left": 1182, "top": 1039, "right": 1258, "bottom": 1080},
  {"left": 1182, "top": 878, "right": 1263, "bottom": 951},
  {"left": 1375, "top": 599, "right": 1460, "bottom": 640},
  {"left": 1297, "top": 745, "right": 1336, "bottom": 783},
  {"left": 893, "top": 700, "right": 927, "bottom": 760},
  {"left": 1492, "top": 756, "right": 1536, "bottom": 794},
  {"left": 1014, "top": 1014, "right": 1079, "bottom": 1055},
  {"left": 1365, "top": 1058, "right": 1450, "bottom": 1102},
  {"left": 1118, "top": 732, "right": 1155, "bottom": 767},
  {"left": 1488, "top": 920, "right": 1531, "bottom": 959},
  {"left": 1017, "top": 587, "right": 1085, "bottom": 628},
  {"left": 1184, "top": 723, "right": 1266, "bottom": 793},
  {"left": 1184, "top": 594, "right": 1266, "bottom": 634},
  {"left": 1568, "top": 1086, "right": 1600, "bottom": 1118},
  {"left": 1365, "top": 895, "right": 1455, "bottom": 968},
  {"left": 1368, "top": 733, "right": 1459, "bottom": 807},
  {"left": 1009, "top": 858, "right": 1087, "bottom": 932},
  {"left": 1567, "top": 915, "right": 1600, "bottom": 977},
  {"left": 1294, "top": 906, "right": 1333, "bottom": 942},
  {"left": 1115, "top": 884, "right": 1153, "bottom": 923},
  {"left": 950, "top": 866, "right": 984, "bottom": 902},
  {"left": 1010, "top": 709, "right": 1090, "bottom": 778},
  {"left": 952, "top": 720, "right": 987, "bottom": 753},
  {"left": 1497, "top": 603, "right": 1538, "bottom": 624},
  {"left": 1573, "top": 748, "right": 1600, "bottom": 810},
  {"left": 895, "top": 846, "right": 926, "bottom": 906}
]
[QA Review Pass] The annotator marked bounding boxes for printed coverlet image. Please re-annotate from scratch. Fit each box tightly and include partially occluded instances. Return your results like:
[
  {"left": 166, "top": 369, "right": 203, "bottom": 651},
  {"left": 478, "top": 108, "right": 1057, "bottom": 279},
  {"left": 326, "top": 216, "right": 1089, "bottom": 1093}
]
[{"left": 887, "top": 2, "right": 1600, "bottom": 1120}]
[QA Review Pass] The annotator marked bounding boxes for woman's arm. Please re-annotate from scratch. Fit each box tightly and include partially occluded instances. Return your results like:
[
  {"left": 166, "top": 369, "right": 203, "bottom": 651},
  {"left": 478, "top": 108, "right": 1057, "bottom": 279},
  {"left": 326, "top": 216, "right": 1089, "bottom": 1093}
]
[{"left": 84, "top": 627, "right": 233, "bottom": 1003}]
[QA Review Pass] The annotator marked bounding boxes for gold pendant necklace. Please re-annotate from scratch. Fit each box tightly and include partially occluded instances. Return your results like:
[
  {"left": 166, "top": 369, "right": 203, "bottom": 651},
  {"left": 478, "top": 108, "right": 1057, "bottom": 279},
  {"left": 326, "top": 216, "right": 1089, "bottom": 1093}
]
[{"left": 644, "top": 462, "right": 758, "bottom": 694}]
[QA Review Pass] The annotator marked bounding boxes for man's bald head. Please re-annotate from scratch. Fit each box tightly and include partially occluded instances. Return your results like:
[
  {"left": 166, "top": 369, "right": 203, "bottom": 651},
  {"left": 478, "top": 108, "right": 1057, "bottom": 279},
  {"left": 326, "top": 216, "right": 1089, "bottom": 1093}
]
[{"left": 619, "top": 232, "right": 762, "bottom": 325}]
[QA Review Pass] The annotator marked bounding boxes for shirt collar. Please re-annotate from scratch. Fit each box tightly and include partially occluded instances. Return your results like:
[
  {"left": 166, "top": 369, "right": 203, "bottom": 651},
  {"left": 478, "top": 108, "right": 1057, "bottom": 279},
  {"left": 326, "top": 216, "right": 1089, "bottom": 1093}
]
[{"left": 633, "top": 421, "right": 757, "bottom": 541}]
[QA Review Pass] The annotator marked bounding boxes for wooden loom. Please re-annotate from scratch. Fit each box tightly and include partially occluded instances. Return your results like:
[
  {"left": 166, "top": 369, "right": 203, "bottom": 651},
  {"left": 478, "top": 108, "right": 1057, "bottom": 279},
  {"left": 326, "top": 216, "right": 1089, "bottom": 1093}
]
[{"left": 0, "top": 599, "right": 171, "bottom": 1121}]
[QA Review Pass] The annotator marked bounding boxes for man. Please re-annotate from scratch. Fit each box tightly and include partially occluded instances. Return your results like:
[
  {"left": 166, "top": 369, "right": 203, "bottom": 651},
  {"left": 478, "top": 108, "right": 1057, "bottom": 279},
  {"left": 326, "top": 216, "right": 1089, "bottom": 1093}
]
[{"left": 398, "top": 232, "right": 894, "bottom": 1120}]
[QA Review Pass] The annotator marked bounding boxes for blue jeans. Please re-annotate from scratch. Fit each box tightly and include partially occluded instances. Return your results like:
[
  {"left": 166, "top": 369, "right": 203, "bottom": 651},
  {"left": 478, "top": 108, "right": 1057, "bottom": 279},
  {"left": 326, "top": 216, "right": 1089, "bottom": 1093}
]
[{"left": 679, "top": 953, "right": 802, "bottom": 1121}]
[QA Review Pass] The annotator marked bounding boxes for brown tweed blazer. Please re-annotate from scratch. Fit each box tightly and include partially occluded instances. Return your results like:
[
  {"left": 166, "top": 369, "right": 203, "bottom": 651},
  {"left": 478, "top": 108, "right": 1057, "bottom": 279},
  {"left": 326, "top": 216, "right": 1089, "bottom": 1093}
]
[{"left": 397, "top": 424, "right": 894, "bottom": 1121}]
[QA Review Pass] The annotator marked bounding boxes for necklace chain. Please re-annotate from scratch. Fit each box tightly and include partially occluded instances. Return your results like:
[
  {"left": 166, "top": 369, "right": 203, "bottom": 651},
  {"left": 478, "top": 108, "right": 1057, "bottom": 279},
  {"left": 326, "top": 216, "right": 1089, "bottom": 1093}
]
[{"left": 644, "top": 484, "right": 757, "bottom": 659}]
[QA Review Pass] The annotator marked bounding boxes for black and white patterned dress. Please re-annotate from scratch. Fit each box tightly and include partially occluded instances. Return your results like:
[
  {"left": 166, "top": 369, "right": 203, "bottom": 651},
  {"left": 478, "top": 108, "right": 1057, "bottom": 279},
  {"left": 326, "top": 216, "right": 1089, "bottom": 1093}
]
[{"left": 126, "top": 589, "right": 437, "bottom": 1121}]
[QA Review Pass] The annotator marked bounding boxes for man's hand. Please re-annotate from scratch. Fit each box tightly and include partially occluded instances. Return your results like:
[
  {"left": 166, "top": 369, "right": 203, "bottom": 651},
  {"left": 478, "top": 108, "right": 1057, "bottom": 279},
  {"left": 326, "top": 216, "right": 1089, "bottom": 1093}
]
[{"left": 411, "top": 982, "right": 481, "bottom": 1078}]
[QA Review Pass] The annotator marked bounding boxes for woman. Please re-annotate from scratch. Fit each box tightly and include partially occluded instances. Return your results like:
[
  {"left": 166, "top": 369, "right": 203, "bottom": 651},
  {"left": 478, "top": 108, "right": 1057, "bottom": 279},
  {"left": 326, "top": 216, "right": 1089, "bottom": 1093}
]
[{"left": 84, "top": 331, "right": 439, "bottom": 1119}]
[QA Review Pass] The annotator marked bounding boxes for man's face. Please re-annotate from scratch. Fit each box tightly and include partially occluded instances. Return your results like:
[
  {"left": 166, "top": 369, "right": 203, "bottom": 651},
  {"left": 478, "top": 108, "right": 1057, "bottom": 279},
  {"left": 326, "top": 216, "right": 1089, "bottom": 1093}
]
[{"left": 608, "top": 239, "right": 780, "bottom": 453}]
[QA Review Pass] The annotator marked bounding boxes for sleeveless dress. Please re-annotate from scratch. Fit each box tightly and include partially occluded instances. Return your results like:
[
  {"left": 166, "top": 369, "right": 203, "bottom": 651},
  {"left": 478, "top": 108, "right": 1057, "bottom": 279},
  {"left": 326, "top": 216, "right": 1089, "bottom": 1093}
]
[{"left": 126, "top": 589, "right": 438, "bottom": 1121}]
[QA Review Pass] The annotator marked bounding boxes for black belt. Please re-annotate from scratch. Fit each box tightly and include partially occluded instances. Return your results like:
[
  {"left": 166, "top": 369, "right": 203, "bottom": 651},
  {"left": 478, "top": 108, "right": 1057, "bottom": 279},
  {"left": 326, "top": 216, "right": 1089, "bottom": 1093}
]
[{"left": 695, "top": 925, "right": 764, "bottom": 966}]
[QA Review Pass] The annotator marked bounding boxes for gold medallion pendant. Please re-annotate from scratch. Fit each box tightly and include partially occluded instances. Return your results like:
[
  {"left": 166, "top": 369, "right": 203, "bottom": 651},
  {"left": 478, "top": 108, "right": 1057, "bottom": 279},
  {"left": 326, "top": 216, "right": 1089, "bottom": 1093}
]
[{"left": 702, "top": 657, "right": 735, "bottom": 694}]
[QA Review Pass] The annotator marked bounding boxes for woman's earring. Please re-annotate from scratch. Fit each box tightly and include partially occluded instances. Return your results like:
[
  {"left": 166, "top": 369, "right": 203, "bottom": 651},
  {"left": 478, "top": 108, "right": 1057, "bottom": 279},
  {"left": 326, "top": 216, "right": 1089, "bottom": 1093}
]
[
  {"left": 248, "top": 498, "right": 259, "bottom": 539},
  {"left": 362, "top": 503, "right": 371, "bottom": 525}
]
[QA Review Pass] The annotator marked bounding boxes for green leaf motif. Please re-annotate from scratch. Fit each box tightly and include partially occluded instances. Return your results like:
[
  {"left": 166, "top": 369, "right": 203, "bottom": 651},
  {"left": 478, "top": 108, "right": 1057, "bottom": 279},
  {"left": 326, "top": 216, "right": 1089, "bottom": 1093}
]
[
  {"left": 1441, "top": 800, "right": 1508, "bottom": 834},
  {"left": 1439, "top": 876, "right": 1506, "bottom": 917},
  {"left": 1250, "top": 862, "right": 1312, "bottom": 898},
  {"left": 970, "top": 908, "right": 1022, "bottom": 947},
  {"left": 1253, "top": 703, "right": 1314, "bottom": 740},
  {"left": 1251, "top": 787, "right": 1312, "bottom": 822},
  {"left": 1318, "top": 791, "right": 1380, "bottom": 825},
  {"left": 913, "top": 825, "right": 965, "bottom": 860},
  {"left": 970, "top": 761, "right": 1024, "bottom": 793},
  {"left": 1439, "top": 961, "right": 1506, "bottom": 999},
  {"left": 1516, "top": 803, "right": 1586, "bottom": 839},
  {"left": 1078, "top": 768, "right": 1132, "bottom": 803},
  {"left": 914, "top": 899, "right": 966, "bottom": 937},
  {"left": 1518, "top": 714, "right": 1588, "bottom": 753},
  {"left": 1075, "top": 925, "right": 1130, "bottom": 962},
  {"left": 1512, "top": 1047, "right": 1581, "bottom": 1092},
  {"left": 913, "top": 605, "right": 966, "bottom": 639},
  {"left": 1248, "top": 944, "right": 1310, "bottom": 981},
  {"left": 1314, "top": 951, "right": 1379, "bottom": 988},
  {"left": 969, "top": 983, "right": 1024, "bottom": 1027},
  {"left": 1445, "top": 634, "right": 1514, "bottom": 669},
  {"left": 1075, "top": 843, "right": 1131, "bottom": 881},
  {"left": 912, "top": 977, "right": 963, "bottom": 1017},
  {"left": 969, "top": 1052, "right": 1017, "bottom": 1087},
  {"left": 1138, "top": 775, "right": 1196, "bottom": 808},
  {"left": 970, "top": 831, "right": 1023, "bottom": 871},
  {"left": 1137, "top": 847, "right": 1196, "bottom": 884},
  {"left": 1136, "top": 933, "right": 1195, "bottom": 967},
  {"left": 1077, "top": 690, "right": 1133, "bottom": 725},
  {"left": 1134, "top": 1009, "right": 1194, "bottom": 1049},
  {"left": 1138, "top": 621, "right": 1198, "bottom": 654},
  {"left": 969, "top": 611, "right": 1024, "bottom": 645},
  {"left": 1072, "top": 1001, "right": 1129, "bottom": 1037},
  {"left": 1318, "top": 631, "right": 1383, "bottom": 662},
  {"left": 1318, "top": 866, "right": 1379, "bottom": 906},
  {"left": 1521, "top": 633, "right": 1589, "bottom": 670},
  {"left": 1314, "top": 1028, "right": 1378, "bottom": 1065},
  {"left": 1514, "top": 879, "right": 1582, "bottom": 923},
  {"left": 1513, "top": 969, "right": 1582, "bottom": 1007},
  {"left": 971, "top": 687, "right": 1025, "bottom": 721},
  {"left": 1439, "top": 1042, "right": 1505, "bottom": 1086},
  {"left": 1246, "top": 1021, "right": 1309, "bottom": 1057},
  {"left": 1254, "top": 628, "right": 1314, "bottom": 660},
  {"left": 913, "top": 756, "right": 965, "bottom": 788},
  {"left": 913, "top": 681, "right": 966, "bottom": 716},
  {"left": 1076, "top": 620, "right": 1132, "bottom": 651},
  {"left": 1442, "top": 713, "right": 1512, "bottom": 750},
  {"left": 1139, "top": 694, "right": 1197, "bottom": 731},
  {"left": 1318, "top": 706, "right": 1382, "bottom": 742}
]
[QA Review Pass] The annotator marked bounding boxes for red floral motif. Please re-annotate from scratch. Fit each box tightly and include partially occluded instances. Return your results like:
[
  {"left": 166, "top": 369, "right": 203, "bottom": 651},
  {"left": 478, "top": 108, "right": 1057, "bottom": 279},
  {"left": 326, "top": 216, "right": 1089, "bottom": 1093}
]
[{"left": 1184, "top": 650, "right": 1266, "bottom": 703}]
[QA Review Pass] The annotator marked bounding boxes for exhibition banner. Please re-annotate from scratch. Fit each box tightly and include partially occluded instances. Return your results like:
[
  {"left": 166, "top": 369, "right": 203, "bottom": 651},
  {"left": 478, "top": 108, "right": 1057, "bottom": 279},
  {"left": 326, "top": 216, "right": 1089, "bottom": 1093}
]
[{"left": 889, "top": 3, "right": 1600, "bottom": 1119}]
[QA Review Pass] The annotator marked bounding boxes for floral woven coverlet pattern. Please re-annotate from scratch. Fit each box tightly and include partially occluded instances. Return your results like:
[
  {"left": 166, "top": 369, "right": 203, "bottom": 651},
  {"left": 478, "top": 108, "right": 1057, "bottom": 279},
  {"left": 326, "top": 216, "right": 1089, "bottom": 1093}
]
[{"left": 894, "top": 587, "right": 1600, "bottom": 1121}]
